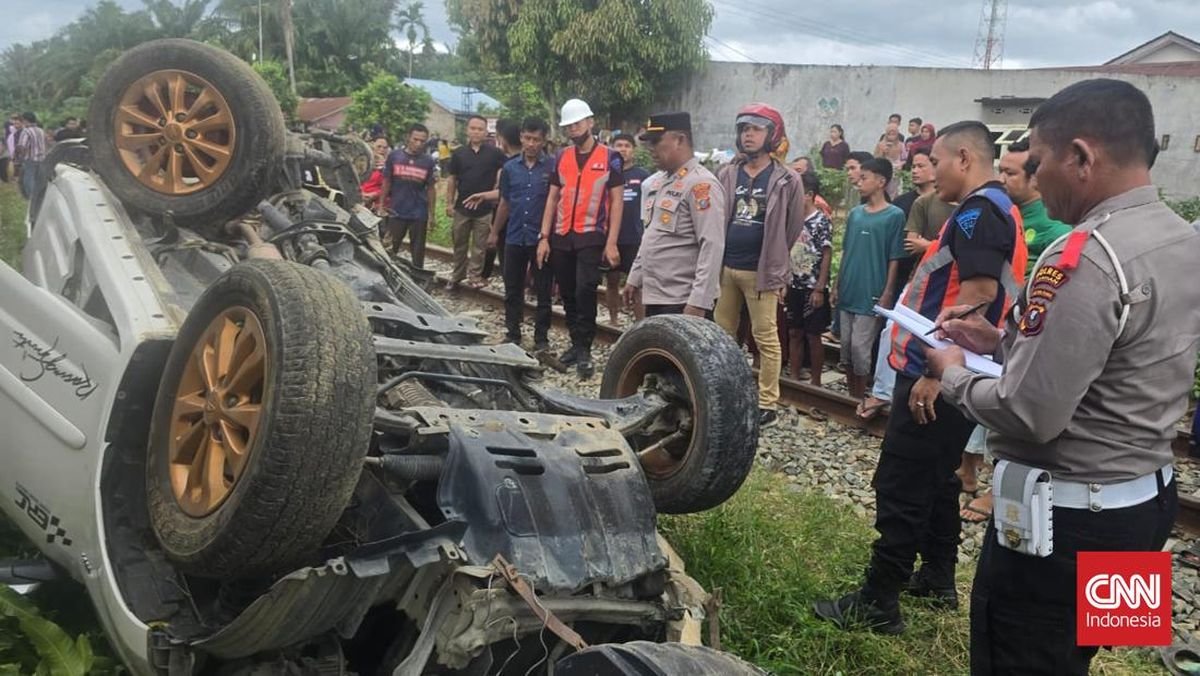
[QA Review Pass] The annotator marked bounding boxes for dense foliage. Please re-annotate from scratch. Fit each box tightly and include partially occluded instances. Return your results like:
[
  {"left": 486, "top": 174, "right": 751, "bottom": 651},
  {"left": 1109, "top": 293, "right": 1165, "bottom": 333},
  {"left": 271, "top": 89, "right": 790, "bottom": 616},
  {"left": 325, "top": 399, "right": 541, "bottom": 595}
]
[
  {"left": 346, "top": 72, "right": 433, "bottom": 141},
  {"left": 0, "top": 0, "right": 443, "bottom": 123},
  {"left": 447, "top": 0, "right": 713, "bottom": 124}
]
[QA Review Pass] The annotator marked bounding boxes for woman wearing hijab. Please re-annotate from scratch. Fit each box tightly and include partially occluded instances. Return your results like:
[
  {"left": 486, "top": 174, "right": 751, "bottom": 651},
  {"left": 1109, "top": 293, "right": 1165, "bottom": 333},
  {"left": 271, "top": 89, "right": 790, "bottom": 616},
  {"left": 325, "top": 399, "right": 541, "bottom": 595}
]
[{"left": 904, "top": 122, "right": 936, "bottom": 169}]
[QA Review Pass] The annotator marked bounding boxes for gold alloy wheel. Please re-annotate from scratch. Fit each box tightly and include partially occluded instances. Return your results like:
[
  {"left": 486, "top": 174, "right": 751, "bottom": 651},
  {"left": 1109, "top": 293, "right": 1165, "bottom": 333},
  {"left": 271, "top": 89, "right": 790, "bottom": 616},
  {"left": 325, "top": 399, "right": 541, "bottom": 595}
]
[
  {"left": 114, "top": 69, "right": 236, "bottom": 195},
  {"left": 168, "top": 307, "right": 268, "bottom": 517},
  {"left": 611, "top": 348, "right": 697, "bottom": 480}
]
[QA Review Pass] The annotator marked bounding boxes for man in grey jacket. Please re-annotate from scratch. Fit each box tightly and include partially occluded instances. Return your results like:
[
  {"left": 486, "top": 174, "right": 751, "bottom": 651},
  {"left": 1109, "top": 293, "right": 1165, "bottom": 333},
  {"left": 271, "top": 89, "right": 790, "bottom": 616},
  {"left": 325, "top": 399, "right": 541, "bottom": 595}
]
[{"left": 714, "top": 103, "right": 805, "bottom": 428}]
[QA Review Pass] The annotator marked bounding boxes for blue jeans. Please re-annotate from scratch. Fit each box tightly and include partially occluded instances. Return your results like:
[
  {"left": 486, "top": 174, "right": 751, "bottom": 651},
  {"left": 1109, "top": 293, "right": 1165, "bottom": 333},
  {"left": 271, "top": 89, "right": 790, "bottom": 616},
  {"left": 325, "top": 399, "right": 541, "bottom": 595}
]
[
  {"left": 870, "top": 319, "right": 896, "bottom": 401},
  {"left": 19, "top": 162, "right": 36, "bottom": 199}
]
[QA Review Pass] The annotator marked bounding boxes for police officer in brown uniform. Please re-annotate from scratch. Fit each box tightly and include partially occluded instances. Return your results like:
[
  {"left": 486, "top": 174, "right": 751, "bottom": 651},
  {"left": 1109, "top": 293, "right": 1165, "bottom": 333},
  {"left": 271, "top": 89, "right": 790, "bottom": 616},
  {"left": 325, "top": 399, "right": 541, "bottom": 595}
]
[
  {"left": 926, "top": 79, "right": 1200, "bottom": 674},
  {"left": 623, "top": 113, "right": 727, "bottom": 317}
]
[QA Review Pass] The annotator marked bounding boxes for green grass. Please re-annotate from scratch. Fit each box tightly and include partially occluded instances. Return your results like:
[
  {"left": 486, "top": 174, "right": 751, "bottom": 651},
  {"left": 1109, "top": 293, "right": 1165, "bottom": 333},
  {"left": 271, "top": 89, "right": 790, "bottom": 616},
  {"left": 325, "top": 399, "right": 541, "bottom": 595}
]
[
  {"left": 429, "top": 198, "right": 453, "bottom": 248},
  {"left": 0, "top": 183, "right": 27, "bottom": 269},
  {"left": 661, "top": 469, "right": 1163, "bottom": 675}
]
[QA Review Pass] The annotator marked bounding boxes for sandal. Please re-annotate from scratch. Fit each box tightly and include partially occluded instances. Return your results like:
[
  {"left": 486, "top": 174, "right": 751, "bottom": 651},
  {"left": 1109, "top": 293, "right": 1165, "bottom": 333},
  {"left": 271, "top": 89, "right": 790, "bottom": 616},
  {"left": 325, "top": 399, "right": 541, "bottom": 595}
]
[
  {"left": 1160, "top": 643, "right": 1200, "bottom": 676},
  {"left": 960, "top": 493, "right": 993, "bottom": 523},
  {"left": 856, "top": 397, "right": 889, "bottom": 421},
  {"left": 1178, "top": 543, "right": 1200, "bottom": 571}
]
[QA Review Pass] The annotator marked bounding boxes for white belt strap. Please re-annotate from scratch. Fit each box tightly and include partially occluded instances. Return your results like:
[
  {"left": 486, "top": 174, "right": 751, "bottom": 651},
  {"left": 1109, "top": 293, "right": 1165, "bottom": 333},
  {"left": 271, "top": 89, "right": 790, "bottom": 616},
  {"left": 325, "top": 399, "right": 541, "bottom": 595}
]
[{"left": 1053, "top": 465, "right": 1172, "bottom": 511}]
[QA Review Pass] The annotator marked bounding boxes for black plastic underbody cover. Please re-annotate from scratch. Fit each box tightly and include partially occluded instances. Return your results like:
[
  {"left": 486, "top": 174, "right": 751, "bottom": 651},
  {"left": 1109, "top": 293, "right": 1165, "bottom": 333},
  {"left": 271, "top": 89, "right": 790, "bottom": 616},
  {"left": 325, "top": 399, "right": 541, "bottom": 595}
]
[
  {"left": 555, "top": 641, "right": 766, "bottom": 675},
  {"left": 436, "top": 418, "right": 664, "bottom": 593}
]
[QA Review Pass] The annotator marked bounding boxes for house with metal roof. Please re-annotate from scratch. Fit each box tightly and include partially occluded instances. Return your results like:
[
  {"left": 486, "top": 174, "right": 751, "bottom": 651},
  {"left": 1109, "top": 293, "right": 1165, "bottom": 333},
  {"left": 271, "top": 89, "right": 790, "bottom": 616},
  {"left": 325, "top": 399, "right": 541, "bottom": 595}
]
[{"left": 297, "top": 78, "right": 501, "bottom": 140}]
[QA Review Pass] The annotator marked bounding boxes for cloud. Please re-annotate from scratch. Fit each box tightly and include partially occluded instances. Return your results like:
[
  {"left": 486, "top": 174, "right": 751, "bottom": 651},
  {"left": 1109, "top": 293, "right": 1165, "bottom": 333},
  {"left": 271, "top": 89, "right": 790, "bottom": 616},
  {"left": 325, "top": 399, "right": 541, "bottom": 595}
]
[
  {"left": 5, "top": 0, "right": 1200, "bottom": 71},
  {"left": 706, "top": 0, "right": 1200, "bottom": 68}
]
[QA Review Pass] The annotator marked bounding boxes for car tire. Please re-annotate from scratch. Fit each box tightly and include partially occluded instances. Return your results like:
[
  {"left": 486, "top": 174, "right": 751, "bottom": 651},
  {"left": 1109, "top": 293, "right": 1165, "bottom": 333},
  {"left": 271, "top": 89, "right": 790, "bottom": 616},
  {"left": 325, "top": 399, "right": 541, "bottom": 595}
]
[
  {"left": 87, "top": 38, "right": 285, "bottom": 233},
  {"left": 600, "top": 315, "right": 758, "bottom": 514},
  {"left": 146, "top": 259, "right": 376, "bottom": 579}
]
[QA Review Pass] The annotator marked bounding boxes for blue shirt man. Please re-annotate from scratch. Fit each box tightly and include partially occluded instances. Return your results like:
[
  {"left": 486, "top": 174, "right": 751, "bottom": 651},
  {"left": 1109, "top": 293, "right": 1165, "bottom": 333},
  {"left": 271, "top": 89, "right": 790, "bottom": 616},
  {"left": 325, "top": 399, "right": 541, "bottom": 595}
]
[
  {"left": 498, "top": 154, "right": 553, "bottom": 246},
  {"left": 493, "top": 119, "right": 555, "bottom": 350}
]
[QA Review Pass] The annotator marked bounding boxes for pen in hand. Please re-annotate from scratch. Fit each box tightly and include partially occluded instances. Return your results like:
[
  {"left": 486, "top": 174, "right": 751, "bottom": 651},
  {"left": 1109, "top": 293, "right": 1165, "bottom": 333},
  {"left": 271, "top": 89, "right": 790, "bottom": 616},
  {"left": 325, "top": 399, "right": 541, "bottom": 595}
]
[{"left": 925, "top": 301, "right": 989, "bottom": 335}]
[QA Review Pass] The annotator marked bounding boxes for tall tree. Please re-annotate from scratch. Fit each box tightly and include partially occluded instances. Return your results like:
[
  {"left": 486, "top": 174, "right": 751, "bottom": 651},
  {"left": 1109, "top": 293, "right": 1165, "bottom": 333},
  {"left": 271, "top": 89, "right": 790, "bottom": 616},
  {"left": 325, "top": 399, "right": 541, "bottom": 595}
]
[
  {"left": 394, "top": 1, "right": 433, "bottom": 79},
  {"left": 143, "top": 0, "right": 213, "bottom": 37},
  {"left": 448, "top": 0, "right": 714, "bottom": 124},
  {"left": 346, "top": 72, "right": 431, "bottom": 139},
  {"left": 279, "top": 0, "right": 296, "bottom": 93}
]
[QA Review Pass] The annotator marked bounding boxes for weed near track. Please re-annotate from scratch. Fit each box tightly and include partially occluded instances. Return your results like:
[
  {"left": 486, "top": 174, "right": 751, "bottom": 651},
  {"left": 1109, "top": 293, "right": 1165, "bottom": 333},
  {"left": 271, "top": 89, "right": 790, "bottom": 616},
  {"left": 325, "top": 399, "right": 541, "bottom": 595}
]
[{"left": 661, "top": 469, "right": 1163, "bottom": 675}]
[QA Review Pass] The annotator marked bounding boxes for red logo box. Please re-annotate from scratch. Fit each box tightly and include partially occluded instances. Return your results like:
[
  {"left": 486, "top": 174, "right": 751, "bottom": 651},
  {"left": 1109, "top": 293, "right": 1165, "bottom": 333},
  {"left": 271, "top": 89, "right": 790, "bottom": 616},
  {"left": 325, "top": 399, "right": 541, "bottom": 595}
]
[{"left": 1077, "top": 551, "right": 1171, "bottom": 646}]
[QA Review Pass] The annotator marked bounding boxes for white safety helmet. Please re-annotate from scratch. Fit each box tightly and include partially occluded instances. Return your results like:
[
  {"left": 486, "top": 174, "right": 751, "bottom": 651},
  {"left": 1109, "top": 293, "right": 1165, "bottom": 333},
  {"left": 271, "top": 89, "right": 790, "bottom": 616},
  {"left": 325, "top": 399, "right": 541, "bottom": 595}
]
[{"left": 559, "top": 98, "right": 595, "bottom": 127}]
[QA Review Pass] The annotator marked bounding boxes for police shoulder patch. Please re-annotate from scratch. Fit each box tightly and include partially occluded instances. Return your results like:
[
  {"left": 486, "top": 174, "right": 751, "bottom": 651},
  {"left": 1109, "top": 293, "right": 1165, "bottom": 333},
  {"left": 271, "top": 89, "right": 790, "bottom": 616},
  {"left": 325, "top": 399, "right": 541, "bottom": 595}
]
[
  {"left": 1019, "top": 301, "right": 1048, "bottom": 337},
  {"left": 956, "top": 208, "right": 982, "bottom": 239},
  {"left": 1032, "top": 265, "right": 1069, "bottom": 289}
]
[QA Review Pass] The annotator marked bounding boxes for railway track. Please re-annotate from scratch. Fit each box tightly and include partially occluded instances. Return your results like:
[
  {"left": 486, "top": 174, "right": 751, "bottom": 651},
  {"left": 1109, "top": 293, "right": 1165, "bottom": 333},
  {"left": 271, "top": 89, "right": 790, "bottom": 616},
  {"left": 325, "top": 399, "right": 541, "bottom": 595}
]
[{"left": 417, "top": 244, "right": 1200, "bottom": 533}]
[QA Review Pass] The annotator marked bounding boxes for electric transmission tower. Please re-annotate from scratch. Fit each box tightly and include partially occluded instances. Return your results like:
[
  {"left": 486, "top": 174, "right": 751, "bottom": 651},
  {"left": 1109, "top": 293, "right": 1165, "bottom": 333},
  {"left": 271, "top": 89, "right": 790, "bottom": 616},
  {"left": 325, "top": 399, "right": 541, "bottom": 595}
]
[{"left": 973, "top": 0, "right": 1008, "bottom": 69}]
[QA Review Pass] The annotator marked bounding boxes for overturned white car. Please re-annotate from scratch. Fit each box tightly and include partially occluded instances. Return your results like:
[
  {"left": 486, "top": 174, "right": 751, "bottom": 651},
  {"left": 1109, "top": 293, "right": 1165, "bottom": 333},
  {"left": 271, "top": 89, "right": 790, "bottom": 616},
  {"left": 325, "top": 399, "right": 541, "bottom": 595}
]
[{"left": 0, "top": 39, "right": 763, "bottom": 675}]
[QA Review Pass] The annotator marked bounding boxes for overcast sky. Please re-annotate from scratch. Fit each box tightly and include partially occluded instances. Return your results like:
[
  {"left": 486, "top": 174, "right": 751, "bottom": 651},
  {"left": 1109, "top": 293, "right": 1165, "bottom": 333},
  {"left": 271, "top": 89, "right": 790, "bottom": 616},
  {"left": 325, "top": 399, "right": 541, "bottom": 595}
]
[{"left": 3, "top": 0, "right": 1199, "bottom": 69}]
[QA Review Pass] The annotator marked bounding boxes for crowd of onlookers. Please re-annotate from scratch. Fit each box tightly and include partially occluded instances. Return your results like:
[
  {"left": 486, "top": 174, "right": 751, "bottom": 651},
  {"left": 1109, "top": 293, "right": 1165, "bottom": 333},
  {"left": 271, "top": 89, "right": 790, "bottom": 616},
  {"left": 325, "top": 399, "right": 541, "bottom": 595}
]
[
  {"left": 361, "top": 102, "right": 1098, "bottom": 526},
  {"left": 358, "top": 107, "right": 1025, "bottom": 420},
  {"left": 2, "top": 112, "right": 85, "bottom": 198}
]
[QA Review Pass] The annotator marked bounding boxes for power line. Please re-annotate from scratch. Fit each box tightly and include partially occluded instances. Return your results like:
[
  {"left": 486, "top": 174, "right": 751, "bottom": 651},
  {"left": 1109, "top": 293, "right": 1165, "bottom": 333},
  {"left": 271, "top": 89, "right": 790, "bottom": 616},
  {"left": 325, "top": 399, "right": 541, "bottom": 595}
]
[
  {"left": 709, "top": 0, "right": 970, "bottom": 69},
  {"left": 705, "top": 34, "right": 759, "bottom": 63}
]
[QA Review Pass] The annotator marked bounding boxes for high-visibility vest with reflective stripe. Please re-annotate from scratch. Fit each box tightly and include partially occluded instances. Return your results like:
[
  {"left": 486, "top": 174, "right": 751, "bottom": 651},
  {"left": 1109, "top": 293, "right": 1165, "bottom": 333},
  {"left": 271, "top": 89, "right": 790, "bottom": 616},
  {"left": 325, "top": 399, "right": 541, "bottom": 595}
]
[
  {"left": 888, "top": 186, "right": 1029, "bottom": 377},
  {"left": 555, "top": 145, "right": 613, "bottom": 236}
]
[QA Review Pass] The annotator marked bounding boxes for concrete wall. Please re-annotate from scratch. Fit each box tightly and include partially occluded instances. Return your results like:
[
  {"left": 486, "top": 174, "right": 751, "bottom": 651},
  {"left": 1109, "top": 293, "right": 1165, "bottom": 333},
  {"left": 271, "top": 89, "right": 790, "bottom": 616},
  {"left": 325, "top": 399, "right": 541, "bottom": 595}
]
[
  {"left": 424, "top": 102, "right": 458, "bottom": 141},
  {"left": 662, "top": 62, "right": 1200, "bottom": 198}
]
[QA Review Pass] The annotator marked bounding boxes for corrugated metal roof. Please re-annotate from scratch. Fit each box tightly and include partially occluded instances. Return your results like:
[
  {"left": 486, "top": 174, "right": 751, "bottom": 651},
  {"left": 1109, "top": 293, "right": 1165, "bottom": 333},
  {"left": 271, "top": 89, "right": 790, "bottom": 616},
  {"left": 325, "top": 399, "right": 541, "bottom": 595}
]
[{"left": 403, "top": 78, "right": 500, "bottom": 115}]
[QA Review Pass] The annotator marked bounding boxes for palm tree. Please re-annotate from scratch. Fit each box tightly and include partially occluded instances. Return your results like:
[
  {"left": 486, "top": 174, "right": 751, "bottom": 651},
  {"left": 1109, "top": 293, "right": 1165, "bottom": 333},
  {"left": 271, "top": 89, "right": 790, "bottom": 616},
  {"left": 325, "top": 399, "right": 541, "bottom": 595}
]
[
  {"left": 143, "top": 0, "right": 214, "bottom": 37},
  {"left": 394, "top": 1, "right": 431, "bottom": 79}
]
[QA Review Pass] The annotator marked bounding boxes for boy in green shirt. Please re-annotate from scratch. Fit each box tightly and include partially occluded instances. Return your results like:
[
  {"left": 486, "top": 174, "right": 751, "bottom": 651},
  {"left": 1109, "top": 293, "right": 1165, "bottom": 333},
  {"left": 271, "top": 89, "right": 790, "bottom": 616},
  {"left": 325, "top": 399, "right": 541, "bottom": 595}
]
[{"left": 832, "top": 158, "right": 907, "bottom": 400}]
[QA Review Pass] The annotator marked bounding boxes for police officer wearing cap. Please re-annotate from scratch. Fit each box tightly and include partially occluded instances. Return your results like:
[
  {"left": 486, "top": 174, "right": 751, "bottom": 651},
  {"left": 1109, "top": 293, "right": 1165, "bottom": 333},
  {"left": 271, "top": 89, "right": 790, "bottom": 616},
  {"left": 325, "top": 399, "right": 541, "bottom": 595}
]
[
  {"left": 623, "top": 113, "right": 727, "bottom": 317},
  {"left": 926, "top": 79, "right": 1200, "bottom": 674}
]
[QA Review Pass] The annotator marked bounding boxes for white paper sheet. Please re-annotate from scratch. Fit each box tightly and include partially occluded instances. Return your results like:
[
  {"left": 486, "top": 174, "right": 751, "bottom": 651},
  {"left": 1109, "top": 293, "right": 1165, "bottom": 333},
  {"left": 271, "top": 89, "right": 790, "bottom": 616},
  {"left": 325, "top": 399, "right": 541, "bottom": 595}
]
[{"left": 874, "top": 304, "right": 1002, "bottom": 378}]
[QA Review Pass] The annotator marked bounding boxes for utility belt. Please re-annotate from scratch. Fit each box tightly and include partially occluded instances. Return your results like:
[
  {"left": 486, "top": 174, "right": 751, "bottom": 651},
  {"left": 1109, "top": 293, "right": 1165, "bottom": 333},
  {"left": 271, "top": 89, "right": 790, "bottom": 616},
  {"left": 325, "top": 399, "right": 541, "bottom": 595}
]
[{"left": 992, "top": 459, "right": 1173, "bottom": 558}]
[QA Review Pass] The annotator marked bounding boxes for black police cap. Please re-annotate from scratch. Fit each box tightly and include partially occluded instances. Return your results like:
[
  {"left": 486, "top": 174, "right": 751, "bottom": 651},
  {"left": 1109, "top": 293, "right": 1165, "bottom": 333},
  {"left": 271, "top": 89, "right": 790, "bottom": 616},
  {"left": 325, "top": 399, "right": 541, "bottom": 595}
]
[{"left": 639, "top": 112, "right": 691, "bottom": 141}]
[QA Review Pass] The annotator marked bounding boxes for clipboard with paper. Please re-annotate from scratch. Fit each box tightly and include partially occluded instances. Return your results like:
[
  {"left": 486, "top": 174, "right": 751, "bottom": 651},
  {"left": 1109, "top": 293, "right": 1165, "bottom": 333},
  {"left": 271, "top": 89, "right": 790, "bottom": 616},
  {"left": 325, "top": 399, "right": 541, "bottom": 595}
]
[{"left": 873, "top": 304, "right": 1003, "bottom": 378}]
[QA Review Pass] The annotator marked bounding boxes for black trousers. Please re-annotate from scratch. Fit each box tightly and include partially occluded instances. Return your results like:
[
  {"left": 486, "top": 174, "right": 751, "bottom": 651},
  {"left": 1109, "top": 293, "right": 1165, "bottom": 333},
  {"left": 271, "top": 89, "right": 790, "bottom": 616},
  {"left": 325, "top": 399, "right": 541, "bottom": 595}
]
[
  {"left": 386, "top": 217, "right": 428, "bottom": 269},
  {"left": 502, "top": 244, "right": 552, "bottom": 346},
  {"left": 866, "top": 373, "right": 976, "bottom": 597},
  {"left": 551, "top": 245, "right": 603, "bottom": 350},
  {"left": 645, "top": 304, "right": 686, "bottom": 317},
  {"left": 482, "top": 223, "right": 506, "bottom": 279},
  {"left": 970, "top": 479, "right": 1177, "bottom": 675}
]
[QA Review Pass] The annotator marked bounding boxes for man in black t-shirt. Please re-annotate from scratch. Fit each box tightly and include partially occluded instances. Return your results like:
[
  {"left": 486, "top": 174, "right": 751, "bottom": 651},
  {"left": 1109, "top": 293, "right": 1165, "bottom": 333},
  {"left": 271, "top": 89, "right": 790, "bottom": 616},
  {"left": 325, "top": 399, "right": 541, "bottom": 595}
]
[
  {"left": 605, "top": 133, "right": 650, "bottom": 324},
  {"left": 445, "top": 115, "right": 507, "bottom": 290}
]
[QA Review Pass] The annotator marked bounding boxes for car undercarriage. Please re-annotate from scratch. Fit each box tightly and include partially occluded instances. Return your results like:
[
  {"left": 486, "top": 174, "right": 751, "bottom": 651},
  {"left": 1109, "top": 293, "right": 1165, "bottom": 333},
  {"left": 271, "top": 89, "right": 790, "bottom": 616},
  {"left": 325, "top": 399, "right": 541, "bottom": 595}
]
[{"left": 0, "top": 39, "right": 761, "bottom": 675}]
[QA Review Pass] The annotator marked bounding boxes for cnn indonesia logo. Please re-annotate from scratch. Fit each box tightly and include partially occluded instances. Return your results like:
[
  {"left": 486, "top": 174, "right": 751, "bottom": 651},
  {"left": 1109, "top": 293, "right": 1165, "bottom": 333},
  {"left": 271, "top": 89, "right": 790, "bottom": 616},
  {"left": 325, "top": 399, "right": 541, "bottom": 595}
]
[{"left": 1077, "top": 552, "right": 1172, "bottom": 646}]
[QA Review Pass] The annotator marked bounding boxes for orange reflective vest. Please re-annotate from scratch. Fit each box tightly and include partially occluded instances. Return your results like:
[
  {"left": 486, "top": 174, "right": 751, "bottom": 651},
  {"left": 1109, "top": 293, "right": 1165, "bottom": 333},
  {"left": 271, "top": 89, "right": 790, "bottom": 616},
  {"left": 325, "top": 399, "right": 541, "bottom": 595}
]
[
  {"left": 555, "top": 144, "right": 614, "bottom": 236},
  {"left": 888, "top": 186, "right": 1029, "bottom": 377}
]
